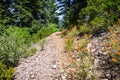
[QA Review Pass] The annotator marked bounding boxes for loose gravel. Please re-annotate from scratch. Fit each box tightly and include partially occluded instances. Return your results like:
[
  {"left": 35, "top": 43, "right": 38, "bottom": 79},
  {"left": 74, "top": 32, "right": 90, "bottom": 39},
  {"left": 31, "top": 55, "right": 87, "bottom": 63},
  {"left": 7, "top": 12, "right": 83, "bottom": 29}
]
[{"left": 14, "top": 32, "right": 65, "bottom": 80}]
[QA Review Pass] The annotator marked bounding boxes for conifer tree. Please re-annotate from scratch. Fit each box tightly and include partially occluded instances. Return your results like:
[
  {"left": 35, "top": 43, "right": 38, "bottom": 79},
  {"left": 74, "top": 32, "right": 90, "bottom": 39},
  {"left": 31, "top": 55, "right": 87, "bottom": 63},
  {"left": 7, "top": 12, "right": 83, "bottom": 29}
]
[{"left": 0, "top": 0, "right": 55, "bottom": 30}]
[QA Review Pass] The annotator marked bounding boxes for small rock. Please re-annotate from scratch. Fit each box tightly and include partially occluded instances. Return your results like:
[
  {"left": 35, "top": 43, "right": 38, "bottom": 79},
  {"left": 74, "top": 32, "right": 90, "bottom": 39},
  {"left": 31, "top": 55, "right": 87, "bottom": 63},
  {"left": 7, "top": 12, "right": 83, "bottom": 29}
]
[
  {"left": 98, "top": 50, "right": 103, "bottom": 54},
  {"left": 52, "top": 65, "right": 57, "bottom": 69},
  {"left": 94, "top": 59, "right": 99, "bottom": 68},
  {"left": 102, "top": 52, "right": 107, "bottom": 55},
  {"left": 76, "top": 59, "right": 80, "bottom": 62},
  {"left": 91, "top": 48, "right": 96, "bottom": 53},
  {"left": 67, "top": 74, "right": 72, "bottom": 79},
  {"left": 30, "top": 74, "right": 35, "bottom": 79},
  {"left": 101, "top": 47, "right": 105, "bottom": 52},
  {"left": 102, "top": 79, "right": 108, "bottom": 80},
  {"left": 106, "top": 74, "right": 111, "bottom": 78},
  {"left": 61, "top": 75, "right": 66, "bottom": 80}
]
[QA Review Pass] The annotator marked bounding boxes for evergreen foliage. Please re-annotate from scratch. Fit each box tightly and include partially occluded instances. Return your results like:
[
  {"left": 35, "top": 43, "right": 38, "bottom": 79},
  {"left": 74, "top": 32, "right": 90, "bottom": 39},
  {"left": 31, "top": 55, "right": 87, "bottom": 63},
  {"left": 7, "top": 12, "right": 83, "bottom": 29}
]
[
  {"left": 0, "top": 0, "right": 55, "bottom": 30},
  {"left": 65, "top": 0, "right": 120, "bottom": 35},
  {"left": 0, "top": 26, "right": 32, "bottom": 67},
  {"left": 64, "top": 0, "right": 87, "bottom": 28}
]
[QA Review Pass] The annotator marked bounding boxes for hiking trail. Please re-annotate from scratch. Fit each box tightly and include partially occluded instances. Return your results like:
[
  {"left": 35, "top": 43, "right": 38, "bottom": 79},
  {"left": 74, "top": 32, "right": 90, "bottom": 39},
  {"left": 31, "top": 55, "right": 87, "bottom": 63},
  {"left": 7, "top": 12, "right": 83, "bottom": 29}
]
[{"left": 14, "top": 32, "right": 66, "bottom": 80}]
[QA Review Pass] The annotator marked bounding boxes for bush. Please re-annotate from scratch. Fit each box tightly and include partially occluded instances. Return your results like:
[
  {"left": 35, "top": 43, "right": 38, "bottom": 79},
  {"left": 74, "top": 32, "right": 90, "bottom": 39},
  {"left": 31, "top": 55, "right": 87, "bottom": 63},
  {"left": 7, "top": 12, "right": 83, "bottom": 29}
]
[
  {"left": 76, "top": 0, "right": 120, "bottom": 35},
  {"left": 34, "top": 23, "right": 59, "bottom": 40},
  {"left": 0, "top": 61, "right": 14, "bottom": 80},
  {"left": 0, "top": 26, "right": 32, "bottom": 66},
  {"left": 79, "top": 23, "right": 92, "bottom": 35},
  {"left": 90, "top": 17, "right": 107, "bottom": 35},
  {"left": 23, "top": 48, "right": 37, "bottom": 58}
]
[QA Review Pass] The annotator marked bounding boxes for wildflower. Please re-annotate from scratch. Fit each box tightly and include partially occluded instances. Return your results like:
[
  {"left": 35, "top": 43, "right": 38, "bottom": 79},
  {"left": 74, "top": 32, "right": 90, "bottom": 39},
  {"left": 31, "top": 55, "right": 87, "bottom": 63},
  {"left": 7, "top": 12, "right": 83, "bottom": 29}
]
[
  {"left": 77, "top": 46, "right": 81, "bottom": 52},
  {"left": 69, "top": 58, "right": 75, "bottom": 63},
  {"left": 65, "top": 48, "right": 69, "bottom": 53},
  {"left": 68, "top": 68, "right": 73, "bottom": 74},
  {"left": 117, "top": 52, "right": 120, "bottom": 56},
  {"left": 114, "top": 39, "right": 118, "bottom": 43},
  {"left": 84, "top": 34, "right": 88, "bottom": 38},
  {"left": 61, "top": 61, "right": 65, "bottom": 68},
  {"left": 115, "top": 22, "right": 119, "bottom": 28},
  {"left": 89, "top": 47, "right": 92, "bottom": 53},
  {"left": 109, "top": 42, "right": 114, "bottom": 47},
  {"left": 112, "top": 58, "right": 117, "bottom": 62},
  {"left": 64, "top": 40, "right": 67, "bottom": 44},
  {"left": 81, "top": 48, "right": 85, "bottom": 52},
  {"left": 66, "top": 36, "right": 71, "bottom": 39},
  {"left": 110, "top": 29, "right": 114, "bottom": 34},
  {"left": 112, "top": 34, "right": 115, "bottom": 39}
]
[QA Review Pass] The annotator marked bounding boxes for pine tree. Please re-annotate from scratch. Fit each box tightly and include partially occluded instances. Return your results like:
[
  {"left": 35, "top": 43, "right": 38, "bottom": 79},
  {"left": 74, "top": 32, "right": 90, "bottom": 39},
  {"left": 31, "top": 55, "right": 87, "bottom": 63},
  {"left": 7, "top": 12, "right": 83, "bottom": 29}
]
[
  {"left": 0, "top": 0, "right": 55, "bottom": 29},
  {"left": 64, "top": 0, "right": 87, "bottom": 28}
]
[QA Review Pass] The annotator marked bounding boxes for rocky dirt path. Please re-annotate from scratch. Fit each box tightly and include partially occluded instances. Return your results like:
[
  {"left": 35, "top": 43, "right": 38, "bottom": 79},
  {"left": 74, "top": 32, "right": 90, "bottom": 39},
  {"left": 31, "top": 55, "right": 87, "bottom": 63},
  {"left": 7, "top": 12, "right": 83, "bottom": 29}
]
[{"left": 14, "top": 32, "right": 65, "bottom": 80}]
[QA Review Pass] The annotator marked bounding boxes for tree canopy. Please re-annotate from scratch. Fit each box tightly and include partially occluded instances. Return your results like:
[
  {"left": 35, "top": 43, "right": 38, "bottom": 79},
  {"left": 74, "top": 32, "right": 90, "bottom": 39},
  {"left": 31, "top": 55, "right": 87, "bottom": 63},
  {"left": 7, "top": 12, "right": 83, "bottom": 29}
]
[{"left": 0, "top": 0, "right": 55, "bottom": 29}]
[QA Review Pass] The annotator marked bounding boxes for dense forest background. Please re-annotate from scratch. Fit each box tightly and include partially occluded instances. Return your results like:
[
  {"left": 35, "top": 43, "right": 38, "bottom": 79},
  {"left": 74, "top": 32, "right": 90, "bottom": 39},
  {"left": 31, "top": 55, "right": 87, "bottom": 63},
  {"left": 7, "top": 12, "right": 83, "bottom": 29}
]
[{"left": 0, "top": 0, "right": 120, "bottom": 79}]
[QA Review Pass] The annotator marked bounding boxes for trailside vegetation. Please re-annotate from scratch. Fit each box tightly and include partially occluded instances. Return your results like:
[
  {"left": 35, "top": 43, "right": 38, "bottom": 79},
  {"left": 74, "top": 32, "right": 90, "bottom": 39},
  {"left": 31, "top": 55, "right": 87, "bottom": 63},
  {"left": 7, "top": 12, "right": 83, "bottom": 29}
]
[{"left": 0, "top": 0, "right": 120, "bottom": 79}]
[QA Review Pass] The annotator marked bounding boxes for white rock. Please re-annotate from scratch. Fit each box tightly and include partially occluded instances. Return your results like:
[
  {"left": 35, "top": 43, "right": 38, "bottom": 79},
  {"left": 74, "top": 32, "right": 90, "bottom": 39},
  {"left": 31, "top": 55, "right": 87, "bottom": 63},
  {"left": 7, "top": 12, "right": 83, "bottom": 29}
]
[
  {"left": 94, "top": 59, "right": 99, "bottom": 68},
  {"left": 61, "top": 75, "right": 66, "bottom": 80},
  {"left": 30, "top": 74, "right": 35, "bottom": 79},
  {"left": 102, "top": 52, "right": 107, "bottom": 55},
  {"left": 91, "top": 48, "right": 96, "bottom": 53},
  {"left": 52, "top": 65, "right": 57, "bottom": 69}
]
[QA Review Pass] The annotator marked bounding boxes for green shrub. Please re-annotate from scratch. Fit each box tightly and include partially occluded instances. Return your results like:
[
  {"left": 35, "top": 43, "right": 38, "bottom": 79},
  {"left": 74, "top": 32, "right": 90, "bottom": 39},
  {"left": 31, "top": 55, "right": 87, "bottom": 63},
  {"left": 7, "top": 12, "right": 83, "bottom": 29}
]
[
  {"left": 0, "top": 24, "right": 6, "bottom": 35},
  {"left": 40, "top": 38, "right": 46, "bottom": 51},
  {"left": 68, "top": 26, "right": 79, "bottom": 37},
  {"left": 0, "top": 26, "right": 32, "bottom": 66},
  {"left": 34, "top": 23, "right": 59, "bottom": 40},
  {"left": 90, "top": 17, "right": 107, "bottom": 35},
  {"left": 0, "top": 61, "right": 14, "bottom": 80},
  {"left": 77, "top": 0, "right": 120, "bottom": 35},
  {"left": 22, "top": 47, "right": 37, "bottom": 58},
  {"left": 79, "top": 23, "right": 92, "bottom": 35}
]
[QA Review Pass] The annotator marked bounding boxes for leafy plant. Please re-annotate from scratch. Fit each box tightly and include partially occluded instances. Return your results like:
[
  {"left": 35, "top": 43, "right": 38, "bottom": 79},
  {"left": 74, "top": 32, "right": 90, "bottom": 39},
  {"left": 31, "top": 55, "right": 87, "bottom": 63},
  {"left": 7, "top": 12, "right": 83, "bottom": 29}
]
[
  {"left": 70, "top": 0, "right": 120, "bottom": 35},
  {"left": 34, "top": 23, "right": 59, "bottom": 41},
  {"left": 90, "top": 17, "right": 107, "bottom": 35},
  {"left": 67, "top": 25, "right": 79, "bottom": 37},
  {"left": 40, "top": 38, "right": 46, "bottom": 51},
  {"left": 0, "top": 61, "right": 14, "bottom": 80},
  {"left": 0, "top": 26, "right": 32, "bottom": 66},
  {"left": 23, "top": 48, "right": 37, "bottom": 58},
  {"left": 79, "top": 23, "right": 92, "bottom": 35}
]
